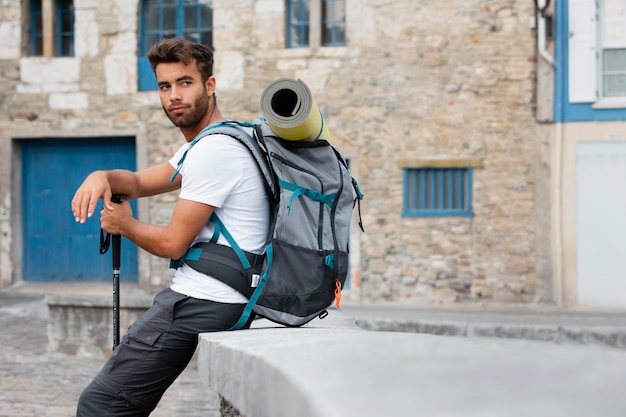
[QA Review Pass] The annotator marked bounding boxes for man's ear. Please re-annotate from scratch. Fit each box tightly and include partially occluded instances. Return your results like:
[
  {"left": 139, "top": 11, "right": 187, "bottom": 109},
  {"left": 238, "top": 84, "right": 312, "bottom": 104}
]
[{"left": 206, "top": 75, "right": 216, "bottom": 97}]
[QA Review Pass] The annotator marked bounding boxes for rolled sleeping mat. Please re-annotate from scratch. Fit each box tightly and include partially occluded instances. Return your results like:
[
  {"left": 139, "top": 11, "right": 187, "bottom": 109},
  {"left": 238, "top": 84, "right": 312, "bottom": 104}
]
[{"left": 259, "top": 78, "right": 331, "bottom": 142}]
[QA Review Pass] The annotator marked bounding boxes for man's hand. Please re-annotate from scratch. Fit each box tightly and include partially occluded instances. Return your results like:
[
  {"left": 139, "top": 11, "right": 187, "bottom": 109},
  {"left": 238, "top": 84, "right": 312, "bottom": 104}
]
[
  {"left": 72, "top": 163, "right": 180, "bottom": 225},
  {"left": 72, "top": 171, "right": 113, "bottom": 224},
  {"left": 100, "top": 201, "right": 133, "bottom": 235}
]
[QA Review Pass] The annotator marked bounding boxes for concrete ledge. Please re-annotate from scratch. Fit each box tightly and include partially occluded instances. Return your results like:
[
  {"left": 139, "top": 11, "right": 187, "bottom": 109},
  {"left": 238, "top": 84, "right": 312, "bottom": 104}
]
[
  {"left": 198, "top": 311, "right": 626, "bottom": 417},
  {"left": 46, "top": 289, "right": 153, "bottom": 357}
]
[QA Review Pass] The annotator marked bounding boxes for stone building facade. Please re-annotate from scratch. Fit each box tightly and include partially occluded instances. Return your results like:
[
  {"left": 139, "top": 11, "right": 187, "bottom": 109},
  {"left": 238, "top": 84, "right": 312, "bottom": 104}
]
[{"left": 0, "top": 0, "right": 554, "bottom": 306}]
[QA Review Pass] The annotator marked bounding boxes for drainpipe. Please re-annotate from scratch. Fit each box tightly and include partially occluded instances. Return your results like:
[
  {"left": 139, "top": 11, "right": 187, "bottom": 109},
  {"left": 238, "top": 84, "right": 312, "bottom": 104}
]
[{"left": 537, "top": 11, "right": 556, "bottom": 67}]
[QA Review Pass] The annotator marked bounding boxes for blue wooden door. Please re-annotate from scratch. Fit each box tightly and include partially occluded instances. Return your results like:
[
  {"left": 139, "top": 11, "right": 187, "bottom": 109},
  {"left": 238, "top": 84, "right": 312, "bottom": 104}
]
[{"left": 22, "top": 138, "right": 138, "bottom": 282}]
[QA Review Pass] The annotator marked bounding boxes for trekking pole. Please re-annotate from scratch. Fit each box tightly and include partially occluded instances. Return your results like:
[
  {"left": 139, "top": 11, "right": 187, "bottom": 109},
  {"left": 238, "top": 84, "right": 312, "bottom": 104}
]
[
  {"left": 111, "top": 195, "right": 122, "bottom": 349},
  {"left": 99, "top": 194, "right": 123, "bottom": 350}
]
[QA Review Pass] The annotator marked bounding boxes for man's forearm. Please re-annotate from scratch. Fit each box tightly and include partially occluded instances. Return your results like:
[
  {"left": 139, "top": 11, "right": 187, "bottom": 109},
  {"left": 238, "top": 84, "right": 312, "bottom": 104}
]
[
  {"left": 120, "top": 218, "right": 187, "bottom": 259},
  {"left": 101, "top": 187, "right": 209, "bottom": 260},
  {"left": 105, "top": 169, "right": 142, "bottom": 200}
]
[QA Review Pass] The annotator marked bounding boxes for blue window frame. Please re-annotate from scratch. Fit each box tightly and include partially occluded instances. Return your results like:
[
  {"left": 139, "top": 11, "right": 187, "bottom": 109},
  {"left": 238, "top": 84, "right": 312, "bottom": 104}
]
[
  {"left": 138, "top": 0, "right": 214, "bottom": 91},
  {"left": 403, "top": 168, "right": 473, "bottom": 217},
  {"left": 555, "top": 0, "right": 626, "bottom": 122},
  {"left": 287, "top": 0, "right": 310, "bottom": 48},
  {"left": 30, "top": 0, "right": 43, "bottom": 55},
  {"left": 287, "top": 0, "right": 345, "bottom": 48},
  {"left": 322, "top": 0, "right": 345, "bottom": 46},
  {"left": 30, "top": 0, "right": 74, "bottom": 56},
  {"left": 57, "top": 0, "right": 74, "bottom": 56}
]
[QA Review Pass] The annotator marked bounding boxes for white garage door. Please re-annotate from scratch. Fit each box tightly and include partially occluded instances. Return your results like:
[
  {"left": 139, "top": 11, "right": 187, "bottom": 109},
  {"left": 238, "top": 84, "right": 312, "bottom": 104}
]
[{"left": 577, "top": 142, "right": 626, "bottom": 307}]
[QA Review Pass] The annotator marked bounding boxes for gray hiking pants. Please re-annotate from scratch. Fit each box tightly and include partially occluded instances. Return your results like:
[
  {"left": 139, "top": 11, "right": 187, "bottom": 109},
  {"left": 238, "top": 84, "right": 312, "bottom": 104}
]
[{"left": 76, "top": 288, "right": 251, "bottom": 417}]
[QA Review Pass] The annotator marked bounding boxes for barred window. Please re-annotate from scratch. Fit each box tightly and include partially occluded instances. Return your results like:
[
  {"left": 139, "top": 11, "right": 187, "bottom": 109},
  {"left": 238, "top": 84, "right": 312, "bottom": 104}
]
[{"left": 403, "top": 168, "right": 473, "bottom": 217}]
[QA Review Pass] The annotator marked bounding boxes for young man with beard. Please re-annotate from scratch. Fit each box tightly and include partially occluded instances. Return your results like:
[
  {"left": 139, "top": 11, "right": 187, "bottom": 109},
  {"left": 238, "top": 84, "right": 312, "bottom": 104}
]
[{"left": 71, "top": 38, "right": 269, "bottom": 416}]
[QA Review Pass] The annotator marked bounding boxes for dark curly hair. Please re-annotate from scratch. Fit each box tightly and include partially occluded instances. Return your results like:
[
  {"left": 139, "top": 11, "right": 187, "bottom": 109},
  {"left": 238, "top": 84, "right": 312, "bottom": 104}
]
[{"left": 147, "top": 38, "right": 214, "bottom": 83}]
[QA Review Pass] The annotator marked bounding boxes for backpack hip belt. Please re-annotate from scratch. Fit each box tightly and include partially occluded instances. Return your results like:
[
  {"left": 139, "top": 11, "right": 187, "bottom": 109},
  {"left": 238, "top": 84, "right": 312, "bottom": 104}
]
[{"left": 171, "top": 241, "right": 264, "bottom": 298}]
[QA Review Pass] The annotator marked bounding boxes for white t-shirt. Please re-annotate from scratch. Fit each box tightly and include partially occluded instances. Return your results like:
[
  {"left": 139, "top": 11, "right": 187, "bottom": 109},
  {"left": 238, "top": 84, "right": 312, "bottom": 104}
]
[{"left": 167, "top": 133, "right": 269, "bottom": 303}]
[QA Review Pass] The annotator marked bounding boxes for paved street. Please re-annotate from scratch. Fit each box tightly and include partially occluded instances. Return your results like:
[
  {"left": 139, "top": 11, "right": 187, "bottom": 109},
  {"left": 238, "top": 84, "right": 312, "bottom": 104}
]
[{"left": 0, "top": 293, "right": 219, "bottom": 417}]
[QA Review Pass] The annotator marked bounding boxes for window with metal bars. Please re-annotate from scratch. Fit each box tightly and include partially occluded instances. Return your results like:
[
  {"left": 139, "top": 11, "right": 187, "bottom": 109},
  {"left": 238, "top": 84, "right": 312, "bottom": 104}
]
[
  {"left": 403, "top": 168, "right": 473, "bottom": 217},
  {"left": 138, "top": 0, "right": 213, "bottom": 91},
  {"left": 29, "top": 0, "right": 74, "bottom": 57}
]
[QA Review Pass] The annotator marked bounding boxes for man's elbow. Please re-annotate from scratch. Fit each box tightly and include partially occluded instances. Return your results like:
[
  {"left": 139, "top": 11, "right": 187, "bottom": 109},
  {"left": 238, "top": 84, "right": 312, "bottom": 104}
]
[
  {"left": 169, "top": 247, "right": 190, "bottom": 260},
  {"left": 162, "top": 240, "right": 190, "bottom": 260}
]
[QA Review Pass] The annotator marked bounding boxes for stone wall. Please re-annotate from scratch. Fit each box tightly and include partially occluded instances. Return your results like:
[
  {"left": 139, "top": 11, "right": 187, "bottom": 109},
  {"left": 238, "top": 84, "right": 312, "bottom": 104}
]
[{"left": 0, "top": 0, "right": 548, "bottom": 305}]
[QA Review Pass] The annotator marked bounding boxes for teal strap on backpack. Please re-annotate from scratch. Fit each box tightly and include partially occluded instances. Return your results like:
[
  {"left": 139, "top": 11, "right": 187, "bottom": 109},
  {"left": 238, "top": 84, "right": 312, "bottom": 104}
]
[
  {"left": 279, "top": 179, "right": 336, "bottom": 213},
  {"left": 169, "top": 120, "right": 256, "bottom": 182},
  {"left": 228, "top": 242, "right": 272, "bottom": 330},
  {"left": 325, "top": 253, "right": 335, "bottom": 269},
  {"left": 169, "top": 246, "right": 203, "bottom": 269},
  {"left": 208, "top": 212, "right": 267, "bottom": 330},
  {"left": 352, "top": 178, "right": 364, "bottom": 200},
  {"left": 208, "top": 213, "right": 252, "bottom": 269},
  {"left": 169, "top": 213, "right": 251, "bottom": 269},
  {"left": 211, "top": 212, "right": 271, "bottom": 331}
]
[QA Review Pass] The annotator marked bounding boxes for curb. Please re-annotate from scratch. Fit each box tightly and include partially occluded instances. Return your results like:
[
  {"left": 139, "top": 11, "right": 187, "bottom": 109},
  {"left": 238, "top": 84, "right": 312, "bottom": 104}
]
[{"left": 355, "top": 318, "right": 626, "bottom": 349}]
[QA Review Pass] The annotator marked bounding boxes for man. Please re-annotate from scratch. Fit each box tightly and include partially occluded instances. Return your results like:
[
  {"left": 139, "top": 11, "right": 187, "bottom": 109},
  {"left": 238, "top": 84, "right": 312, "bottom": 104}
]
[{"left": 72, "top": 38, "right": 269, "bottom": 416}]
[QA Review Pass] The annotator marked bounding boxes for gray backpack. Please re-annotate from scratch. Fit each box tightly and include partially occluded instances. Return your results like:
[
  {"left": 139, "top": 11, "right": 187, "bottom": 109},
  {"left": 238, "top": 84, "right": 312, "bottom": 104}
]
[{"left": 171, "top": 119, "right": 364, "bottom": 327}]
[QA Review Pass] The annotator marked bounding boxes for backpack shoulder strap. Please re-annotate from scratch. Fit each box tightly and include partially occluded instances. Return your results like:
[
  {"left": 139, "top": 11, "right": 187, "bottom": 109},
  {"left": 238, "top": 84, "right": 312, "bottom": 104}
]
[
  {"left": 170, "top": 120, "right": 278, "bottom": 200},
  {"left": 167, "top": 119, "right": 277, "bottom": 267}
]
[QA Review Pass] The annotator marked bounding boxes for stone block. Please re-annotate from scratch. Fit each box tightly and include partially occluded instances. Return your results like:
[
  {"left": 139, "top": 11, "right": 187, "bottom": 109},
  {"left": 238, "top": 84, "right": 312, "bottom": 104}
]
[
  {"left": 49, "top": 93, "right": 89, "bottom": 110},
  {"left": 46, "top": 292, "right": 153, "bottom": 357},
  {"left": 20, "top": 57, "right": 81, "bottom": 84}
]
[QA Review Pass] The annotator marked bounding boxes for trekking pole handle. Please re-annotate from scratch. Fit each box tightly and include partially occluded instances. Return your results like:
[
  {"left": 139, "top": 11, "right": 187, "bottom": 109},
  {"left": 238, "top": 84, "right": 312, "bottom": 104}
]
[{"left": 111, "top": 195, "right": 122, "bottom": 270}]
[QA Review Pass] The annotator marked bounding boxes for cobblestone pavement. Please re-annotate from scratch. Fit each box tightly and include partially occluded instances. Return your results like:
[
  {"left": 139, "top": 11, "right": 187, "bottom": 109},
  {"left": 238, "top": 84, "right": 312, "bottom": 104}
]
[{"left": 0, "top": 293, "right": 219, "bottom": 417}]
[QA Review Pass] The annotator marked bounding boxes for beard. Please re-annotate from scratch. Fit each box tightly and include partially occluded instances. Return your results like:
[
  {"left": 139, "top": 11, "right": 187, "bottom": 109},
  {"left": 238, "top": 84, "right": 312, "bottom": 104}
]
[{"left": 164, "top": 89, "right": 210, "bottom": 129}]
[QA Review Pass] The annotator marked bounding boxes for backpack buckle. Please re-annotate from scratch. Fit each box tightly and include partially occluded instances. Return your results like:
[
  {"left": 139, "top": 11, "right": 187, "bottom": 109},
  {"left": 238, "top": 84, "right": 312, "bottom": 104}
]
[{"left": 251, "top": 273, "right": 261, "bottom": 288}]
